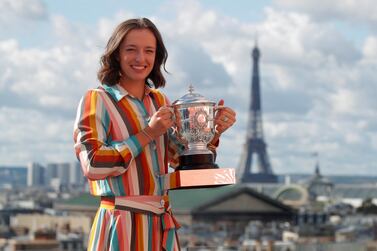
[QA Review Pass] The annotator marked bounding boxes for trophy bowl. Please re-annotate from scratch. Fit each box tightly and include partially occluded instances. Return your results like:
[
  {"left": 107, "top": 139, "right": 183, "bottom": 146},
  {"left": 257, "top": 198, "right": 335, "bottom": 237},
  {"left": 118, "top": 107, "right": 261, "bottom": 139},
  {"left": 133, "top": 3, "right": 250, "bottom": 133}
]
[{"left": 171, "top": 85, "right": 219, "bottom": 170}]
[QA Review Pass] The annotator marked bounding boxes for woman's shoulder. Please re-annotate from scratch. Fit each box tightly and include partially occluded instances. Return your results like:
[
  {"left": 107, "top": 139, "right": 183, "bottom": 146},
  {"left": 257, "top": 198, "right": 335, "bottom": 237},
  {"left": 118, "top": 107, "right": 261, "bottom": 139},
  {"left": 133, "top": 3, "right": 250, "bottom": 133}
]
[
  {"left": 149, "top": 88, "right": 171, "bottom": 105},
  {"left": 83, "top": 85, "right": 107, "bottom": 94},
  {"left": 79, "top": 86, "right": 108, "bottom": 101},
  {"left": 149, "top": 87, "right": 164, "bottom": 96}
]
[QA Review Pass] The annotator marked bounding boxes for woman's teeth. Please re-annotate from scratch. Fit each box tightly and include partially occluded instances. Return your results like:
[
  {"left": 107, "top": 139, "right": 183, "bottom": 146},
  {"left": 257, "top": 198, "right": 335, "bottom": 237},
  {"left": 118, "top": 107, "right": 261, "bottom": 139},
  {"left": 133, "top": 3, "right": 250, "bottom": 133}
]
[{"left": 132, "top": 65, "right": 146, "bottom": 70}]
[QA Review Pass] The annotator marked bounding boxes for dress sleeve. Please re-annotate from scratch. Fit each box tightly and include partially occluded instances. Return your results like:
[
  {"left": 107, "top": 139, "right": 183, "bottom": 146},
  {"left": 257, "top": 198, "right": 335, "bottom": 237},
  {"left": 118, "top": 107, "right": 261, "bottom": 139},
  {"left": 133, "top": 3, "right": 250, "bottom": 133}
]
[{"left": 73, "top": 89, "right": 142, "bottom": 180}]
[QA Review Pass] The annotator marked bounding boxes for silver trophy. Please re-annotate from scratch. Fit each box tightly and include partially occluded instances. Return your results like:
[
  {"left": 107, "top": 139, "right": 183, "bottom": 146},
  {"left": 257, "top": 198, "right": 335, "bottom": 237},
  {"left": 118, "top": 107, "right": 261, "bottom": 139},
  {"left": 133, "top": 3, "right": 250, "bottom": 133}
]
[{"left": 171, "top": 85, "right": 218, "bottom": 170}]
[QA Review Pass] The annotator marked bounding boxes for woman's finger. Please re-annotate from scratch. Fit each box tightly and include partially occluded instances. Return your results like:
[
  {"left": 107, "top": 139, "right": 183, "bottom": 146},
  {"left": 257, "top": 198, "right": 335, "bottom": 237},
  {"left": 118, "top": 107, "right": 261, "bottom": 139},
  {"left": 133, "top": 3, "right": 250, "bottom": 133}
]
[
  {"left": 217, "top": 99, "right": 224, "bottom": 107},
  {"left": 220, "top": 107, "right": 236, "bottom": 116}
]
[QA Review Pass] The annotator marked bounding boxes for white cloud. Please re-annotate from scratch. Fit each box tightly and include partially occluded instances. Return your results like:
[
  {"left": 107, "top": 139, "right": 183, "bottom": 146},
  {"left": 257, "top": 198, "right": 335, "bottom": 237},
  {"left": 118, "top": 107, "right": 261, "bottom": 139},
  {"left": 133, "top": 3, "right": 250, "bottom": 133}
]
[
  {"left": 0, "top": 36, "right": 100, "bottom": 112},
  {"left": 0, "top": 0, "right": 47, "bottom": 22},
  {"left": 97, "top": 10, "right": 136, "bottom": 44},
  {"left": 260, "top": 8, "right": 360, "bottom": 68},
  {"left": 0, "top": 107, "right": 75, "bottom": 165},
  {"left": 274, "top": 0, "right": 377, "bottom": 24},
  {"left": 329, "top": 88, "right": 358, "bottom": 114},
  {"left": 345, "top": 133, "right": 362, "bottom": 144},
  {"left": 362, "top": 36, "right": 377, "bottom": 61}
]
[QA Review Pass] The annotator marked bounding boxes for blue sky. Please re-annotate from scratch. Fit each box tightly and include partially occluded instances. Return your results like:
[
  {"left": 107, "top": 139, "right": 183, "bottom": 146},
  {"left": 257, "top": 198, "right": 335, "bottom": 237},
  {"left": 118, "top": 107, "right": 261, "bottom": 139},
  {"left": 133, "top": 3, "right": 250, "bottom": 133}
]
[
  {"left": 47, "top": 0, "right": 269, "bottom": 22},
  {"left": 1, "top": 0, "right": 377, "bottom": 176}
]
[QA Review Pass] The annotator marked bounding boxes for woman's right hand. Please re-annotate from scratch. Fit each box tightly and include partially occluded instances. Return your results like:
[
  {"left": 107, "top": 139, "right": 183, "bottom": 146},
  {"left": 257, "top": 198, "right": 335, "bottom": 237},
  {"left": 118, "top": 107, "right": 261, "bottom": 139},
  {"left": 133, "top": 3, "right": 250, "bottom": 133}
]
[{"left": 147, "top": 106, "right": 174, "bottom": 138}]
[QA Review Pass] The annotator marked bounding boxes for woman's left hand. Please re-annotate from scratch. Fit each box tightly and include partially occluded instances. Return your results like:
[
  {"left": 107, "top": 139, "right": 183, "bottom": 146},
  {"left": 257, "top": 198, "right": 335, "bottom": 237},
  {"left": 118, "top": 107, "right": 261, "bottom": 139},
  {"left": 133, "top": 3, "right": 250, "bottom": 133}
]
[{"left": 214, "top": 99, "right": 236, "bottom": 136}]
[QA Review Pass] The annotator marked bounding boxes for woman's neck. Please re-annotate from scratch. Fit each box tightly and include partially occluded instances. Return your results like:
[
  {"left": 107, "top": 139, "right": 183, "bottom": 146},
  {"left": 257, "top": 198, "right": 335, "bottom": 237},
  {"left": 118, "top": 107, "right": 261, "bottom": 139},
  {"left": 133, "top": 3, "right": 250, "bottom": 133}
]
[{"left": 119, "top": 79, "right": 145, "bottom": 100}]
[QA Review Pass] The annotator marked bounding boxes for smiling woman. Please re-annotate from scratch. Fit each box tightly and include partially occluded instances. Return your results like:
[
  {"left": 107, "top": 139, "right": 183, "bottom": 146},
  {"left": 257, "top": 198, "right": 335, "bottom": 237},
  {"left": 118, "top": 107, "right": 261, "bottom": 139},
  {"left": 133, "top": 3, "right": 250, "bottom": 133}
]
[
  {"left": 73, "top": 17, "right": 236, "bottom": 251},
  {"left": 73, "top": 18, "right": 182, "bottom": 251}
]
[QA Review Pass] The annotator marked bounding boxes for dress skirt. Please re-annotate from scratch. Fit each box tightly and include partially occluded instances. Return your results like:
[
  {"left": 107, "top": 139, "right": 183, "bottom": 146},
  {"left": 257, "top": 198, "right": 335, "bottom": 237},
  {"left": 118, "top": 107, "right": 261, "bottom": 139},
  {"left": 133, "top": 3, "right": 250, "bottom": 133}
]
[{"left": 87, "top": 206, "right": 180, "bottom": 251}]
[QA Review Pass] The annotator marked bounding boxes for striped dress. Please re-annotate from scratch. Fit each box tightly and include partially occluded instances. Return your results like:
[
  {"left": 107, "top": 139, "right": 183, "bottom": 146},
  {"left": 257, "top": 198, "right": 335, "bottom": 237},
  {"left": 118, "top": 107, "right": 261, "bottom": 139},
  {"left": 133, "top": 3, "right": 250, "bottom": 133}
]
[{"left": 73, "top": 83, "right": 183, "bottom": 251}]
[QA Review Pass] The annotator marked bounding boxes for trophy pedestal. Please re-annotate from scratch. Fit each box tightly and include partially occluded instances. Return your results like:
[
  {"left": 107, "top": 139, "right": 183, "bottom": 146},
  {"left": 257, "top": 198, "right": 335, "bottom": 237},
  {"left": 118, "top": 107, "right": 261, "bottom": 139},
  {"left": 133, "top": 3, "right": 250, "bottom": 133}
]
[
  {"left": 163, "top": 168, "right": 236, "bottom": 190},
  {"left": 177, "top": 154, "right": 219, "bottom": 170}
]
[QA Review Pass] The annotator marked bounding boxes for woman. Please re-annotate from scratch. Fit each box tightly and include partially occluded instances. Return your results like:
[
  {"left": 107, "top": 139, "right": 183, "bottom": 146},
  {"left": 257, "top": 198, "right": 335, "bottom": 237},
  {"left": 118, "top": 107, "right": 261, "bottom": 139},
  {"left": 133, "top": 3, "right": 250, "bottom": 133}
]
[{"left": 73, "top": 17, "right": 236, "bottom": 251}]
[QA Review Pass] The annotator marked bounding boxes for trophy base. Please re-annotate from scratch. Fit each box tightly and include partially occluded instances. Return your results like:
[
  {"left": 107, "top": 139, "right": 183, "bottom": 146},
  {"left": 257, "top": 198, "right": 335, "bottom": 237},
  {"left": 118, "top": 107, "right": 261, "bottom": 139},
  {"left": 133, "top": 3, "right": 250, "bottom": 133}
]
[
  {"left": 163, "top": 168, "right": 236, "bottom": 190},
  {"left": 177, "top": 153, "right": 219, "bottom": 170}
]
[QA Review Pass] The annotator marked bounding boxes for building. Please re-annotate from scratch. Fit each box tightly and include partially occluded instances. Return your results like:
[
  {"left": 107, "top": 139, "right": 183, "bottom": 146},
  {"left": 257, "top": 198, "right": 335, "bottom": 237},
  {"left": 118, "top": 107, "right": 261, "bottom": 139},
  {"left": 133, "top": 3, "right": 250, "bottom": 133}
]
[
  {"left": 0, "top": 166, "right": 27, "bottom": 188},
  {"left": 46, "top": 163, "right": 73, "bottom": 188},
  {"left": 69, "top": 162, "right": 84, "bottom": 186},
  {"left": 171, "top": 185, "right": 296, "bottom": 247},
  {"left": 27, "top": 163, "right": 45, "bottom": 187},
  {"left": 10, "top": 214, "right": 91, "bottom": 236}
]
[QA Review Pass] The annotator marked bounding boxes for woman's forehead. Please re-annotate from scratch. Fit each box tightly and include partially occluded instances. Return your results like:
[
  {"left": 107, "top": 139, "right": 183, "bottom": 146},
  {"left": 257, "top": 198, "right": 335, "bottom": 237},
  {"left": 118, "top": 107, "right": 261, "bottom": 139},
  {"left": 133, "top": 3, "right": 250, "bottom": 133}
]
[{"left": 122, "top": 29, "right": 156, "bottom": 47}]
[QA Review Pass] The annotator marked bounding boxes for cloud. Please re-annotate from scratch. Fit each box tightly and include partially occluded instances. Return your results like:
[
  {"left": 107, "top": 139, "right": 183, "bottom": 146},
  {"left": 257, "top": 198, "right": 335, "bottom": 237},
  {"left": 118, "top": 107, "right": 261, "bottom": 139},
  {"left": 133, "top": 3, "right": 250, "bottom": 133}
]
[
  {"left": 0, "top": 15, "right": 102, "bottom": 166},
  {"left": 164, "top": 40, "right": 232, "bottom": 101},
  {"left": 0, "top": 0, "right": 47, "bottom": 22},
  {"left": 274, "top": 0, "right": 377, "bottom": 25},
  {"left": 329, "top": 88, "right": 358, "bottom": 114},
  {"left": 0, "top": 107, "right": 75, "bottom": 165},
  {"left": 0, "top": 36, "right": 100, "bottom": 116},
  {"left": 362, "top": 36, "right": 377, "bottom": 61},
  {"left": 260, "top": 8, "right": 360, "bottom": 68},
  {"left": 97, "top": 10, "right": 136, "bottom": 44}
]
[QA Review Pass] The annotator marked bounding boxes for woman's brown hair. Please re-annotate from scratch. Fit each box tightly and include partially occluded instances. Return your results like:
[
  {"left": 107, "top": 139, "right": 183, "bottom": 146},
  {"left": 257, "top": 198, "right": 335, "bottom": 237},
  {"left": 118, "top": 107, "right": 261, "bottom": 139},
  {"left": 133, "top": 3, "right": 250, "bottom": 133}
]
[{"left": 97, "top": 18, "right": 168, "bottom": 88}]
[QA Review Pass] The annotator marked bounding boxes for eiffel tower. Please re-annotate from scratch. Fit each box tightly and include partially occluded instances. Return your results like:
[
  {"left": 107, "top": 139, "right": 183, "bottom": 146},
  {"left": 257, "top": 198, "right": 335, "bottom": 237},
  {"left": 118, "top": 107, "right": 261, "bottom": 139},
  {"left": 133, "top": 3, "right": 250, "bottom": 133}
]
[{"left": 238, "top": 44, "right": 278, "bottom": 183}]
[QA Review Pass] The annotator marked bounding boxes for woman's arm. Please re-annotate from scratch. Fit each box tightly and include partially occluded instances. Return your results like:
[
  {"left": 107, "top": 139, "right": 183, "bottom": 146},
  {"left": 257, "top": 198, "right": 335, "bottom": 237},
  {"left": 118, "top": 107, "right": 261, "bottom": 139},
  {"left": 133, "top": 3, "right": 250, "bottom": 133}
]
[{"left": 73, "top": 90, "right": 153, "bottom": 180}]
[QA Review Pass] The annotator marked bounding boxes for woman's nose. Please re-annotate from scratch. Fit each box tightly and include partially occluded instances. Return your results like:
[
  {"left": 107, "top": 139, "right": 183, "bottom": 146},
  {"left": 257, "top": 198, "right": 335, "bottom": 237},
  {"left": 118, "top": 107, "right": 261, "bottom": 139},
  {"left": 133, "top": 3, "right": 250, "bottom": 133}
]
[{"left": 135, "top": 50, "right": 145, "bottom": 62}]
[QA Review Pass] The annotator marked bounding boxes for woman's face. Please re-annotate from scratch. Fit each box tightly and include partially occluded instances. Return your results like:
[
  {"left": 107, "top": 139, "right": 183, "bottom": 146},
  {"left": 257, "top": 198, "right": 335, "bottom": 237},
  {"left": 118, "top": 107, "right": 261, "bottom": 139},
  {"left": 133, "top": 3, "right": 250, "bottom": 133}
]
[{"left": 118, "top": 28, "right": 156, "bottom": 84}]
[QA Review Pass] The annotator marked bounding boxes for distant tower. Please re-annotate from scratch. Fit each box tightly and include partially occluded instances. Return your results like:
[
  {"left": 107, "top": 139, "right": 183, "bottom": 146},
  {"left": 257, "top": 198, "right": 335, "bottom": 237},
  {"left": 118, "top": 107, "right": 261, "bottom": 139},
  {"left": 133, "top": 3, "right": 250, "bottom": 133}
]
[
  {"left": 307, "top": 153, "right": 333, "bottom": 200},
  {"left": 238, "top": 44, "right": 278, "bottom": 183}
]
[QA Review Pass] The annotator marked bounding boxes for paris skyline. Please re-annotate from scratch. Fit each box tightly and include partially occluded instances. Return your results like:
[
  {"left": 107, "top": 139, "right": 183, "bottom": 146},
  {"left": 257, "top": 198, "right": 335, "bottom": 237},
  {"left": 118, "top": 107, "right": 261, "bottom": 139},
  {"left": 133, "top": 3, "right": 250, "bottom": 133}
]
[{"left": 0, "top": 0, "right": 376, "bottom": 175}]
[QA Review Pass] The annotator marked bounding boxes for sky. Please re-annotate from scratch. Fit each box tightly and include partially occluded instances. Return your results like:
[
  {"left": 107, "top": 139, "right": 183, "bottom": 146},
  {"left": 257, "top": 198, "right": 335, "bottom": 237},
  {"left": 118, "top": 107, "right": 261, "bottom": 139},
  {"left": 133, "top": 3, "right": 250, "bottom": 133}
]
[{"left": 0, "top": 0, "right": 376, "bottom": 176}]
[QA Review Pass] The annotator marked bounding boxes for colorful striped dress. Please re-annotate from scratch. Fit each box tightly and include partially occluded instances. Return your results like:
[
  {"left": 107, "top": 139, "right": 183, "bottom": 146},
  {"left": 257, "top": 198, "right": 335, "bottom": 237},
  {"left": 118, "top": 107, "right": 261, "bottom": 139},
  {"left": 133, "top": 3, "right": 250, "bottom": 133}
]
[{"left": 73, "top": 83, "right": 183, "bottom": 251}]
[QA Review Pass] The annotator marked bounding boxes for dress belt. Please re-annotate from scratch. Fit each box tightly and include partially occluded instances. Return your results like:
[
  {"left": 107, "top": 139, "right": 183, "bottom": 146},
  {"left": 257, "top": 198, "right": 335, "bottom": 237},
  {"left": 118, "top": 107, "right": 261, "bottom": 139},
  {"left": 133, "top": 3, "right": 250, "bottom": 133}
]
[{"left": 100, "top": 195, "right": 180, "bottom": 250}]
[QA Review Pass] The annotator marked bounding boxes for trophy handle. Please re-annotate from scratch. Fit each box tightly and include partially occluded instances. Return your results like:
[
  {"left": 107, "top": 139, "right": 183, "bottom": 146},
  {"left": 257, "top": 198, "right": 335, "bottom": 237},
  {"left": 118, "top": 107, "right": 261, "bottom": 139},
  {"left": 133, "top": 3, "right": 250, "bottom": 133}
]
[
  {"left": 169, "top": 106, "right": 188, "bottom": 146},
  {"left": 170, "top": 125, "right": 189, "bottom": 146}
]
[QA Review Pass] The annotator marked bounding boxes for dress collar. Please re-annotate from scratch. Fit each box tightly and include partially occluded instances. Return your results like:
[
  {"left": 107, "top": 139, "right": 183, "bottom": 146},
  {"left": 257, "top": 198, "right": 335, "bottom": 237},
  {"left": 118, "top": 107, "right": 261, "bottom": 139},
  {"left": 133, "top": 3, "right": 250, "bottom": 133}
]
[{"left": 102, "top": 83, "right": 152, "bottom": 102}]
